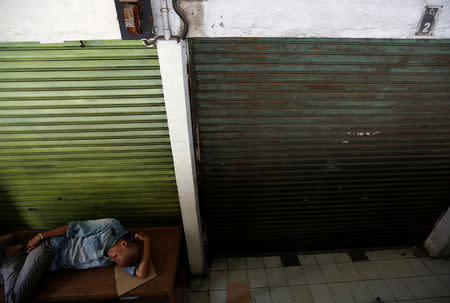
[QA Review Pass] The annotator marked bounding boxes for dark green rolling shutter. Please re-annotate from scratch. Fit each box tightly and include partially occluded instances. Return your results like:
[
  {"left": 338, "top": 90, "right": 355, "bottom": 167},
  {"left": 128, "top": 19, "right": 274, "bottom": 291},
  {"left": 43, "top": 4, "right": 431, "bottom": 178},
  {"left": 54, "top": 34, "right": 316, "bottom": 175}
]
[
  {"left": 0, "top": 40, "right": 180, "bottom": 230},
  {"left": 189, "top": 38, "right": 450, "bottom": 253}
]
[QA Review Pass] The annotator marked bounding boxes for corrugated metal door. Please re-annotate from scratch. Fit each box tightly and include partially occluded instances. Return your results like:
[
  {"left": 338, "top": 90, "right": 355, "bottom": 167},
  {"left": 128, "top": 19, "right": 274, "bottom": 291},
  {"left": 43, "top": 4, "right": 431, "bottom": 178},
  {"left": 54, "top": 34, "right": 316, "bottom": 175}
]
[
  {"left": 189, "top": 38, "right": 450, "bottom": 252},
  {"left": 0, "top": 40, "right": 180, "bottom": 231}
]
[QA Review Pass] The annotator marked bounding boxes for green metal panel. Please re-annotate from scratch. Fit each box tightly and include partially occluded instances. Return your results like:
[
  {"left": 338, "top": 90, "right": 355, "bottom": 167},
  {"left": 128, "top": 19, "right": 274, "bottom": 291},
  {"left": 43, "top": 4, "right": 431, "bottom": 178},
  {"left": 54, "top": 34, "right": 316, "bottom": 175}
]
[
  {"left": 0, "top": 40, "right": 180, "bottom": 231},
  {"left": 189, "top": 38, "right": 450, "bottom": 253}
]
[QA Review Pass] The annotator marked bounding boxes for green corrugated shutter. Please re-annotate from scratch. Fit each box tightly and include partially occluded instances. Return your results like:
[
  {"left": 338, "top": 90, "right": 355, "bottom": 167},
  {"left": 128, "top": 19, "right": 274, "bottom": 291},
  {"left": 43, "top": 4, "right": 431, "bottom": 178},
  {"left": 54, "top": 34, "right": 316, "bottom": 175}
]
[
  {"left": 0, "top": 40, "right": 180, "bottom": 230},
  {"left": 189, "top": 38, "right": 450, "bottom": 253}
]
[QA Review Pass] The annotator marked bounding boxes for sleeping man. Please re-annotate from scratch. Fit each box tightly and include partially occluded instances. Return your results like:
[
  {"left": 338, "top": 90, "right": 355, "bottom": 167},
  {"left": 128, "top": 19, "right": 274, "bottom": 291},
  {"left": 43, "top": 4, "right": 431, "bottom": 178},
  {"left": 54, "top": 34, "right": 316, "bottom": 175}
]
[{"left": 0, "top": 218, "right": 151, "bottom": 303}]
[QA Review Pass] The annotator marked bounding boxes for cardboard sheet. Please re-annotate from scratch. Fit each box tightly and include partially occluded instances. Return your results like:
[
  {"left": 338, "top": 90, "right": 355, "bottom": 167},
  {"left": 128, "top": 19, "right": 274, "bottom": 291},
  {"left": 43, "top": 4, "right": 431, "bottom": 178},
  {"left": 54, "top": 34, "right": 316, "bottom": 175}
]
[
  {"left": 226, "top": 282, "right": 251, "bottom": 303},
  {"left": 114, "top": 259, "right": 157, "bottom": 296}
]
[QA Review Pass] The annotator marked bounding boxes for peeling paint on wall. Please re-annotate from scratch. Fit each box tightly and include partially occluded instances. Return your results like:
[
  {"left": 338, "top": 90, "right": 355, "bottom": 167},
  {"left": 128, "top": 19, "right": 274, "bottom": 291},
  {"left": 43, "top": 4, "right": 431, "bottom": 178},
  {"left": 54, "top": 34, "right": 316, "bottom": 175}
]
[{"left": 347, "top": 131, "right": 381, "bottom": 137}]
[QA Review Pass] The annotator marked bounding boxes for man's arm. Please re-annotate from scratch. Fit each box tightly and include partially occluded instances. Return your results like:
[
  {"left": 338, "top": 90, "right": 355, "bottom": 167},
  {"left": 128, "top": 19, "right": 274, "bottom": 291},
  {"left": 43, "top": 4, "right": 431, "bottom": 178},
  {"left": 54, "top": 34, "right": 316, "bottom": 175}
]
[
  {"left": 134, "top": 232, "right": 151, "bottom": 279},
  {"left": 26, "top": 225, "right": 68, "bottom": 253}
]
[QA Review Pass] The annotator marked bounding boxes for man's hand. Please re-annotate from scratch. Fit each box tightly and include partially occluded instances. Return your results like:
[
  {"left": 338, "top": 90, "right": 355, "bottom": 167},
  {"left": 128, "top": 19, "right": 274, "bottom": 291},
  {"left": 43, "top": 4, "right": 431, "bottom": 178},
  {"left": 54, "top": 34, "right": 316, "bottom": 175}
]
[
  {"left": 26, "top": 234, "right": 41, "bottom": 253},
  {"left": 134, "top": 232, "right": 149, "bottom": 241},
  {"left": 25, "top": 225, "right": 68, "bottom": 253}
]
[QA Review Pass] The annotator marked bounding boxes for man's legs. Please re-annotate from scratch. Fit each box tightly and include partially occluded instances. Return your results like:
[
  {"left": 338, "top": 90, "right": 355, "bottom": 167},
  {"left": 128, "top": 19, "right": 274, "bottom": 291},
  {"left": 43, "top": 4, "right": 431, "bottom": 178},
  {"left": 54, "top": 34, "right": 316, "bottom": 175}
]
[
  {"left": 0, "top": 233, "right": 20, "bottom": 287},
  {"left": 2, "top": 239, "right": 54, "bottom": 303},
  {"left": 1, "top": 252, "right": 27, "bottom": 302}
]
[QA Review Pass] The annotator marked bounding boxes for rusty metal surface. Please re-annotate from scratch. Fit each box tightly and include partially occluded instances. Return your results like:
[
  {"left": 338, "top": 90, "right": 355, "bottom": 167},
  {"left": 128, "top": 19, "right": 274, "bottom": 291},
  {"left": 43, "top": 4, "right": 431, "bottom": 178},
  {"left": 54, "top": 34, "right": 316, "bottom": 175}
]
[{"left": 189, "top": 38, "right": 450, "bottom": 253}]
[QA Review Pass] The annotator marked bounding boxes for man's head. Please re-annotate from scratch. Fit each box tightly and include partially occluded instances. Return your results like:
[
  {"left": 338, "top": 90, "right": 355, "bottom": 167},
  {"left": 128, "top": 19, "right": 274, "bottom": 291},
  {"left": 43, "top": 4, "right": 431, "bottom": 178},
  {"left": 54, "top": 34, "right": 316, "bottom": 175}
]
[{"left": 107, "top": 238, "right": 141, "bottom": 267}]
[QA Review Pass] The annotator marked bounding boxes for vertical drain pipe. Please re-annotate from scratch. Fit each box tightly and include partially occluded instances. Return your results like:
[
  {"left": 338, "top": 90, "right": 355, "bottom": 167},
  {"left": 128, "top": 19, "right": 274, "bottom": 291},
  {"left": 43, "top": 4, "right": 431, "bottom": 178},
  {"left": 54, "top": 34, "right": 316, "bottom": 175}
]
[{"left": 160, "top": 0, "right": 171, "bottom": 40}]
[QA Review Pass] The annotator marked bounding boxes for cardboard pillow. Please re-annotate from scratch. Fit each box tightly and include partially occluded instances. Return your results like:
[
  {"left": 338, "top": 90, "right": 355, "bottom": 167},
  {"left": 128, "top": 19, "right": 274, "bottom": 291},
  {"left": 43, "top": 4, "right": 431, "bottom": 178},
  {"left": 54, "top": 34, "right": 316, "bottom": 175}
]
[{"left": 114, "top": 259, "right": 157, "bottom": 296}]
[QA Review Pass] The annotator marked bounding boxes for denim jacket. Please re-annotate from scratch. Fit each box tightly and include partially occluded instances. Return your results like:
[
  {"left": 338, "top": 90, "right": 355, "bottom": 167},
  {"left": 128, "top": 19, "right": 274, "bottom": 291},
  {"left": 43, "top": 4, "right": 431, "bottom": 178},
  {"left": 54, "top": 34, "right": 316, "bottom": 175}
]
[{"left": 49, "top": 218, "right": 137, "bottom": 276}]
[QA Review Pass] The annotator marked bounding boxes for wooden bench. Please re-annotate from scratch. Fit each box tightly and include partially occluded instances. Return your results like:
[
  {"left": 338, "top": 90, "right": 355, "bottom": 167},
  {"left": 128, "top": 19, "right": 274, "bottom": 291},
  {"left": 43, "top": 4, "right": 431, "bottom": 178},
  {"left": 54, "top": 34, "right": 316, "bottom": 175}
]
[{"left": 0, "top": 226, "right": 186, "bottom": 303}]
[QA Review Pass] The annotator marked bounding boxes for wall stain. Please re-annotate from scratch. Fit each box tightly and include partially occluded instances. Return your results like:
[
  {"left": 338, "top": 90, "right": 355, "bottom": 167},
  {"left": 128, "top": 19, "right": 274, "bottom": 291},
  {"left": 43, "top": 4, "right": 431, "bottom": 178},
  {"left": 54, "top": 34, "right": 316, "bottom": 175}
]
[{"left": 180, "top": 0, "right": 205, "bottom": 37}]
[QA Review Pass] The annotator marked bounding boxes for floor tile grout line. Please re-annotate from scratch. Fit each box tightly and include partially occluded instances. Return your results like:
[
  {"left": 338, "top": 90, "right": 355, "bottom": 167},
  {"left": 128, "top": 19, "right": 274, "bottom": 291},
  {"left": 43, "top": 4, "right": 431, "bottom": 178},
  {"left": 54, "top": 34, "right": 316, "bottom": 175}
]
[
  {"left": 267, "top": 285, "right": 274, "bottom": 303},
  {"left": 288, "top": 285, "right": 295, "bottom": 303}
]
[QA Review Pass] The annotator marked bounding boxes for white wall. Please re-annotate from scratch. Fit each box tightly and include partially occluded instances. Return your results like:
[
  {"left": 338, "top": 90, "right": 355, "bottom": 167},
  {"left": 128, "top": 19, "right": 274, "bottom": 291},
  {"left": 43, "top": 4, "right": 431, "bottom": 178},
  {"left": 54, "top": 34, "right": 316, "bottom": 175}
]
[
  {"left": 181, "top": 0, "right": 450, "bottom": 38},
  {"left": 1, "top": 0, "right": 449, "bottom": 43},
  {"left": 0, "top": 0, "right": 121, "bottom": 43}
]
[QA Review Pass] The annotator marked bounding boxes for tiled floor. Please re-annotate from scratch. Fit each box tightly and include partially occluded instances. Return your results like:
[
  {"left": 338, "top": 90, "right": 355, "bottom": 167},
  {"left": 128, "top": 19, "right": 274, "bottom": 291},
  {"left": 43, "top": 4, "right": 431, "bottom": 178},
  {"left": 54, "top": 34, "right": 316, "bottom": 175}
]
[{"left": 186, "top": 248, "right": 450, "bottom": 303}]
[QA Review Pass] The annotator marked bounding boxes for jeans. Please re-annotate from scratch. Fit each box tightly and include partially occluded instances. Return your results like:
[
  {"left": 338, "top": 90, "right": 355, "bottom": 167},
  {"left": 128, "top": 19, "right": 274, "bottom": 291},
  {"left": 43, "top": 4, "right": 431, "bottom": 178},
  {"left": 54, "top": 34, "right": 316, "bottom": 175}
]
[{"left": 0, "top": 239, "right": 55, "bottom": 303}]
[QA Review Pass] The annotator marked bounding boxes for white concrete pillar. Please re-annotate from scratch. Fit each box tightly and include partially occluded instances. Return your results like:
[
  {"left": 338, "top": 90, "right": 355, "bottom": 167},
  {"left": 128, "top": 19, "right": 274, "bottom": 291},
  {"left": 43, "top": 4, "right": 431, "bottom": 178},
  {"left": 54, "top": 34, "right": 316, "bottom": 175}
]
[{"left": 157, "top": 39, "right": 205, "bottom": 275}]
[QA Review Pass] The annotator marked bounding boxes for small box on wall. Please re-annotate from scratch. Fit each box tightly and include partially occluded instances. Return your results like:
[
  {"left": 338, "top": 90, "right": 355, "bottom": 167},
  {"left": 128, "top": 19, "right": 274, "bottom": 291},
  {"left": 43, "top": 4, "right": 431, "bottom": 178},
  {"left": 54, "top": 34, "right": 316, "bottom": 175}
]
[{"left": 115, "top": 0, "right": 155, "bottom": 40}]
